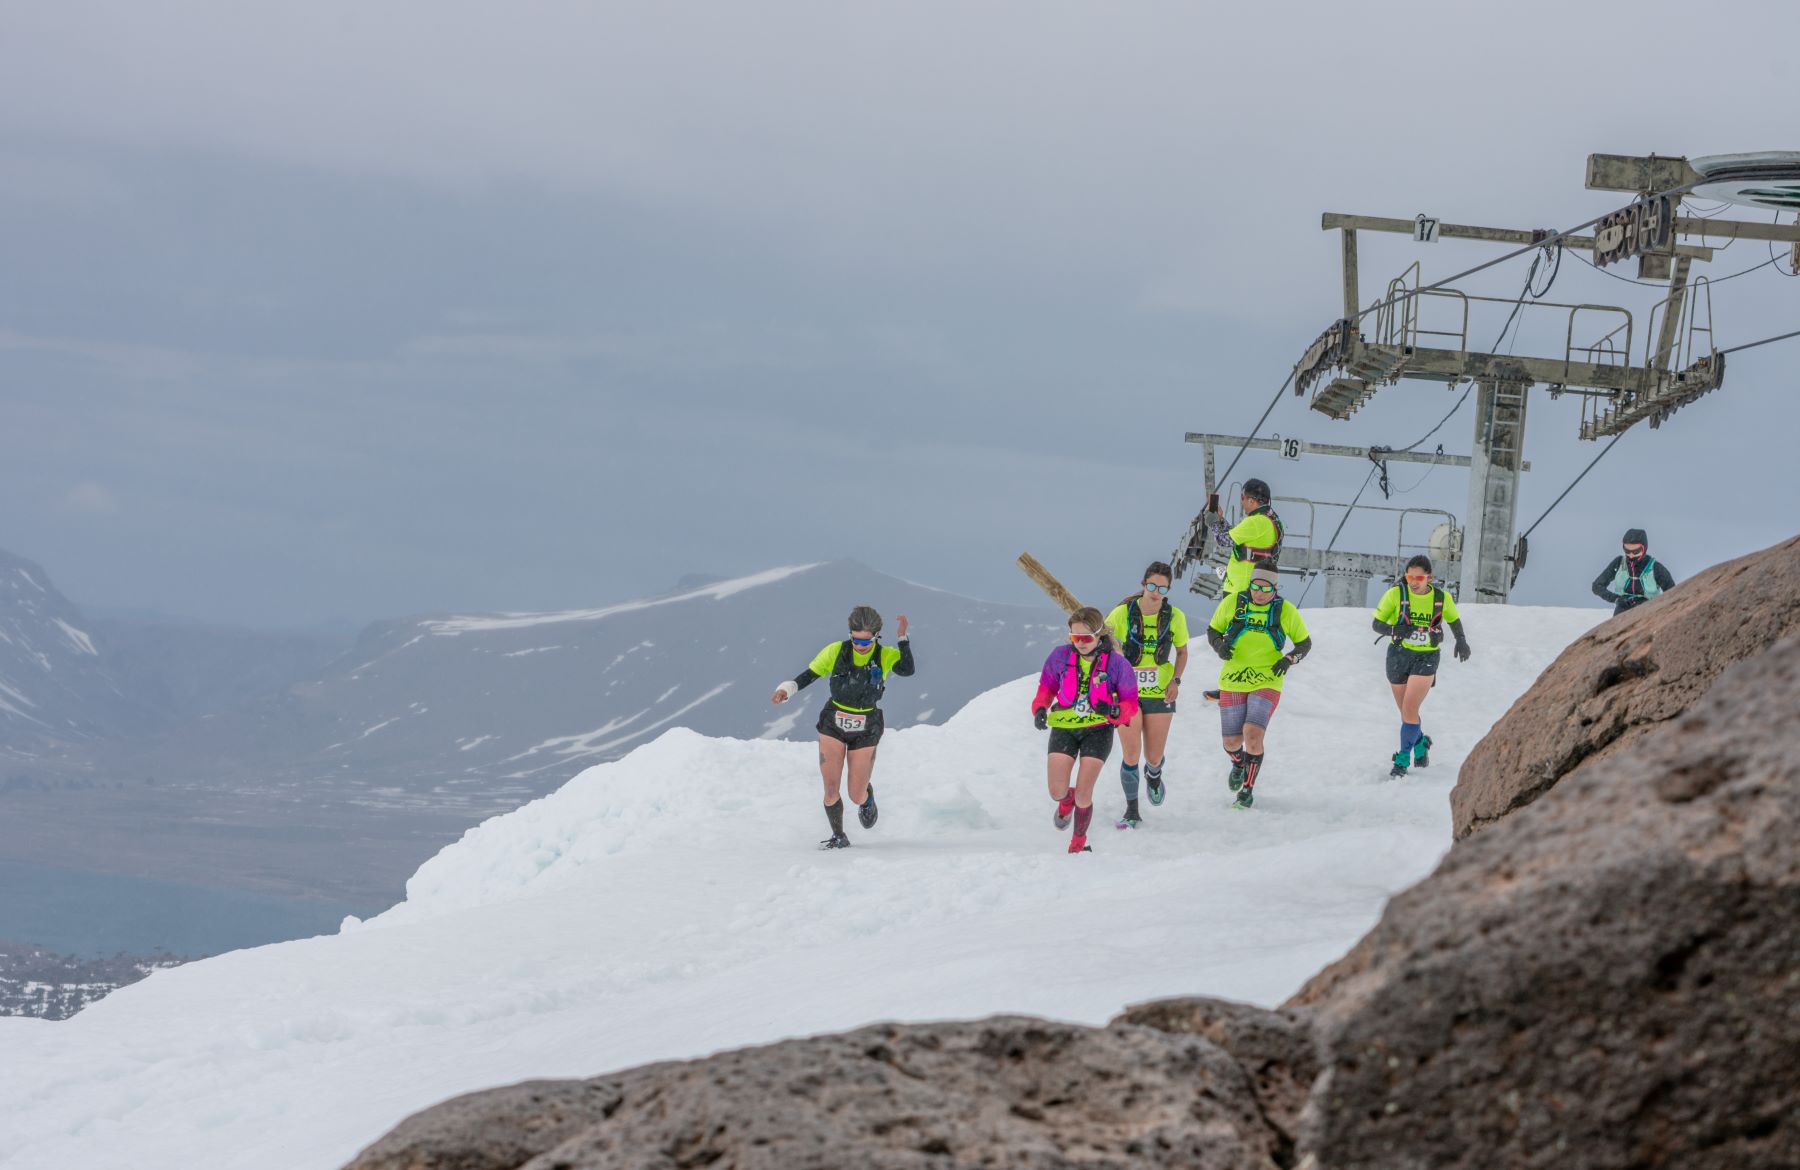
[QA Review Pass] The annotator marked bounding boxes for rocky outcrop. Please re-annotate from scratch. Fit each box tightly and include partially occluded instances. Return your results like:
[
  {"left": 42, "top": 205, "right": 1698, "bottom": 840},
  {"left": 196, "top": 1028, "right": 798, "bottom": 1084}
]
[
  {"left": 1449, "top": 534, "right": 1800, "bottom": 839},
  {"left": 344, "top": 1011, "right": 1308, "bottom": 1169},
  {"left": 346, "top": 544, "right": 1800, "bottom": 1170},
  {"left": 1285, "top": 630, "right": 1800, "bottom": 1169}
]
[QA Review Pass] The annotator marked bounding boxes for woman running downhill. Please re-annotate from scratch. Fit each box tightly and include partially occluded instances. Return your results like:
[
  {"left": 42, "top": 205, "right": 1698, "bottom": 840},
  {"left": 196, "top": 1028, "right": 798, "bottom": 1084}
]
[
  {"left": 1030, "top": 607, "right": 1139, "bottom": 854},
  {"left": 1204, "top": 565, "right": 1311, "bottom": 810},
  {"left": 1104, "top": 561, "right": 1190, "bottom": 828},
  {"left": 771, "top": 605, "right": 914, "bottom": 849},
  {"left": 1370, "top": 555, "right": 1470, "bottom": 778}
]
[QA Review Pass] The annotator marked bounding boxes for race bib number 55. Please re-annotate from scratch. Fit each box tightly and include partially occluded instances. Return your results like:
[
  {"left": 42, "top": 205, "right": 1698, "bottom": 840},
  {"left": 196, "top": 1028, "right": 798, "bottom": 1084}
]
[
  {"left": 833, "top": 711, "right": 868, "bottom": 733},
  {"left": 1406, "top": 627, "right": 1433, "bottom": 646}
]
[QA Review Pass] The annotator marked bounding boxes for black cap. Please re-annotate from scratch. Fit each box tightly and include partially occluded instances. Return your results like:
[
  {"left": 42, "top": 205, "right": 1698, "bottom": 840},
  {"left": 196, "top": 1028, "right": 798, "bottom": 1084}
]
[
  {"left": 1242, "top": 478, "right": 1271, "bottom": 505},
  {"left": 1622, "top": 528, "right": 1648, "bottom": 549}
]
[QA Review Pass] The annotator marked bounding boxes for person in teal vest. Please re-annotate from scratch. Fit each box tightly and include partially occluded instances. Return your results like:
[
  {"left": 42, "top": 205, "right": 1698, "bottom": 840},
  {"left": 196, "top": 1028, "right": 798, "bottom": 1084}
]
[
  {"left": 1591, "top": 528, "right": 1675, "bottom": 616},
  {"left": 771, "top": 605, "right": 914, "bottom": 849},
  {"left": 1371, "top": 555, "right": 1470, "bottom": 779}
]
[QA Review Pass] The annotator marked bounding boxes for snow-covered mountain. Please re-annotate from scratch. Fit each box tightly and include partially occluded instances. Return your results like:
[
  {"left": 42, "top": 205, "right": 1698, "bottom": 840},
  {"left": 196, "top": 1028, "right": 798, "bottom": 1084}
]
[
  {"left": 118, "top": 559, "right": 1067, "bottom": 811},
  {"left": 0, "top": 549, "right": 138, "bottom": 755},
  {"left": 0, "top": 605, "right": 1604, "bottom": 1170}
]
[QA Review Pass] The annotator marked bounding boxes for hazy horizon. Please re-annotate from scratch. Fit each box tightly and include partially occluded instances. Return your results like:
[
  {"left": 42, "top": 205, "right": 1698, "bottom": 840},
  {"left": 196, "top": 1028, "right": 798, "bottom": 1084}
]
[{"left": 4, "top": 1, "right": 1795, "bottom": 627}]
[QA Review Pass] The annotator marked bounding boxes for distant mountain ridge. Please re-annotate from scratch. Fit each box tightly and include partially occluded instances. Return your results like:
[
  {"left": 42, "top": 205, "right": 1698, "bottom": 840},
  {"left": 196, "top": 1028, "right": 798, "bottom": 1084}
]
[
  {"left": 0, "top": 548, "right": 344, "bottom": 764},
  {"left": 0, "top": 548, "right": 138, "bottom": 755},
  {"left": 118, "top": 559, "right": 1067, "bottom": 810}
]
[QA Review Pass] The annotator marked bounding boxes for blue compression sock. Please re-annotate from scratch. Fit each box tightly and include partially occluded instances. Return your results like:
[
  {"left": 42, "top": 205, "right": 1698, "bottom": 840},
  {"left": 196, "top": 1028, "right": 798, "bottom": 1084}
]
[
  {"left": 1401, "top": 722, "right": 1422, "bottom": 752},
  {"left": 1120, "top": 762, "right": 1140, "bottom": 801}
]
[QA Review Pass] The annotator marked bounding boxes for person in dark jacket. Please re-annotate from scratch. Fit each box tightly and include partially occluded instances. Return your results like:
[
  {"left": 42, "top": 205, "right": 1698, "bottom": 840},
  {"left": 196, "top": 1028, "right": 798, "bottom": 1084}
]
[{"left": 1591, "top": 528, "right": 1675, "bottom": 615}]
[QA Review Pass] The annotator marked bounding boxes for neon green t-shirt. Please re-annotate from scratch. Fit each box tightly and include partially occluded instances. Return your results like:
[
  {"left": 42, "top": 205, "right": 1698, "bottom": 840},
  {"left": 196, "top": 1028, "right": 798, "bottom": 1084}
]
[
  {"left": 1207, "top": 594, "right": 1310, "bottom": 693},
  {"left": 1104, "top": 603, "right": 1190, "bottom": 699},
  {"left": 806, "top": 642, "right": 906, "bottom": 711},
  {"left": 1372, "top": 586, "right": 1461, "bottom": 653},
  {"left": 1223, "top": 512, "right": 1280, "bottom": 595}
]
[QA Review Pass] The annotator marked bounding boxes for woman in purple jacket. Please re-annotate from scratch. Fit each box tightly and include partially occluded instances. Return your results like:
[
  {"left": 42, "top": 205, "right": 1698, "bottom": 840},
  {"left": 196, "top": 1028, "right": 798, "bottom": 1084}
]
[{"left": 1029, "top": 606, "right": 1140, "bottom": 854}]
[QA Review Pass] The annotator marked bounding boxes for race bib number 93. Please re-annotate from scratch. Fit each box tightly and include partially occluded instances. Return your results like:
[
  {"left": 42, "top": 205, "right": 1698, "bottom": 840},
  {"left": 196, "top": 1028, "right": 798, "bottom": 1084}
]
[{"left": 1135, "top": 667, "right": 1160, "bottom": 688}]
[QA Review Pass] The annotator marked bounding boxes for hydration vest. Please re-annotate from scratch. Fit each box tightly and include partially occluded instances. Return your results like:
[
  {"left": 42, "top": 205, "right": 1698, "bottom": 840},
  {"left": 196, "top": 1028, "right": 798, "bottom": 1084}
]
[
  {"left": 1122, "top": 599, "right": 1177, "bottom": 665},
  {"left": 1398, "top": 588, "right": 1447, "bottom": 648},
  {"left": 1611, "top": 556, "right": 1662, "bottom": 601},
  {"left": 1232, "top": 506, "right": 1284, "bottom": 569},
  {"left": 828, "top": 640, "right": 887, "bottom": 709},
  {"left": 1225, "top": 593, "right": 1287, "bottom": 653},
  {"left": 1054, "top": 649, "right": 1114, "bottom": 711}
]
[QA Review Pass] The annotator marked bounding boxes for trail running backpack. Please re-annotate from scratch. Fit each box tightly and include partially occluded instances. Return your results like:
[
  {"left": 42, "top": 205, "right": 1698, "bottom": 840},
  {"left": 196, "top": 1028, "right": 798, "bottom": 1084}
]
[
  {"left": 1397, "top": 588, "right": 1447, "bottom": 649},
  {"left": 1225, "top": 593, "right": 1287, "bottom": 653},
  {"left": 828, "top": 640, "right": 887, "bottom": 708},
  {"left": 1055, "top": 650, "right": 1113, "bottom": 712},
  {"left": 1232, "top": 506, "right": 1285, "bottom": 569},
  {"left": 1123, "top": 599, "right": 1177, "bottom": 665}
]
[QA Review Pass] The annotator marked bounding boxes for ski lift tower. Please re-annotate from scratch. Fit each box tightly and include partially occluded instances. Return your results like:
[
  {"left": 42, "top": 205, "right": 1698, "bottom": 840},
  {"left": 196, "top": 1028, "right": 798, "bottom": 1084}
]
[
  {"left": 1172, "top": 432, "right": 1531, "bottom": 606},
  {"left": 1290, "top": 151, "right": 1800, "bottom": 603}
]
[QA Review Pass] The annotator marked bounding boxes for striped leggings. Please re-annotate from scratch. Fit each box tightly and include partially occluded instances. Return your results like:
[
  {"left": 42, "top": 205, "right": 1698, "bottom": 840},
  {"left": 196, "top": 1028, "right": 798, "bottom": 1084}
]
[{"left": 1218, "top": 688, "right": 1281, "bottom": 737}]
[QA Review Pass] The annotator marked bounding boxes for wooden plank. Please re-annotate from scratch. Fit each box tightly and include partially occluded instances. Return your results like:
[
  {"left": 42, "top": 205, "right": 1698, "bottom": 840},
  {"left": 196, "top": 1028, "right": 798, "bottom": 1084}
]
[{"left": 1016, "top": 553, "right": 1083, "bottom": 615}]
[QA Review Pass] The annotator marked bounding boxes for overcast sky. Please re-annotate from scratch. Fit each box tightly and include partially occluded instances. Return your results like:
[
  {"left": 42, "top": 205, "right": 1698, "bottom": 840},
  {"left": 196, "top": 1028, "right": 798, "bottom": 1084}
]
[{"left": 1, "top": 0, "right": 1795, "bottom": 628}]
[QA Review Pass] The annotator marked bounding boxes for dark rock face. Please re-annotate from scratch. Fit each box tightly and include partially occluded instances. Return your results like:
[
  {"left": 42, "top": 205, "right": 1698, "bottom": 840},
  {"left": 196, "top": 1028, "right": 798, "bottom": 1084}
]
[
  {"left": 1449, "top": 534, "right": 1800, "bottom": 839},
  {"left": 1291, "top": 634, "right": 1800, "bottom": 1169},
  {"left": 344, "top": 1013, "right": 1304, "bottom": 1170}
]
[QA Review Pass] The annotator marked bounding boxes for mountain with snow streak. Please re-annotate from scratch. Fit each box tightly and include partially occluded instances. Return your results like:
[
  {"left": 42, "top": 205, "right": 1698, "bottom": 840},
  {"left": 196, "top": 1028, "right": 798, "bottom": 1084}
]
[
  {"left": 0, "top": 549, "right": 137, "bottom": 756},
  {"left": 120, "top": 559, "right": 1067, "bottom": 813},
  {"left": 0, "top": 604, "right": 1604, "bottom": 1170}
]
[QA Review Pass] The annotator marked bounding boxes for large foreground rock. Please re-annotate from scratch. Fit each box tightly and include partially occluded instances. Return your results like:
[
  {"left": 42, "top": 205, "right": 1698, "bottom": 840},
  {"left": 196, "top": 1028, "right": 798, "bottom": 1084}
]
[
  {"left": 344, "top": 1009, "right": 1316, "bottom": 1170},
  {"left": 1450, "top": 533, "right": 1800, "bottom": 838},
  {"left": 1290, "top": 633, "right": 1800, "bottom": 1168}
]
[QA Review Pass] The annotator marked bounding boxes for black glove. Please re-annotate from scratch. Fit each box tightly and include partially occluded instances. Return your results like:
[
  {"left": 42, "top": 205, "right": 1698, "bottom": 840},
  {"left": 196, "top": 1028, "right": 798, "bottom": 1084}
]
[
  {"left": 1271, "top": 655, "right": 1294, "bottom": 676},
  {"left": 1033, "top": 707, "right": 1049, "bottom": 731},
  {"left": 1096, "top": 701, "right": 1121, "bottom": 721},
  {"left": 1390, "top": 620, "right": 1414, "bottom": 644},
  {"left": 1453, "top": 638, "right": 1471, "bottom": 663}
]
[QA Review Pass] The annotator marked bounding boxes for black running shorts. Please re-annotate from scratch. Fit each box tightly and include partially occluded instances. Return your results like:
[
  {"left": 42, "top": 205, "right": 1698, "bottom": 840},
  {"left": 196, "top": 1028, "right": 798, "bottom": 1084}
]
[
  {"left": 1047, "top": 723, "right": 1115, "bottom": 760},
  {"left": 817, "top": 704, "right": 884, "bottom": 750},
  {"left": 1138, "top": 696, "right": 1176, "bottom": 716},
  {"left": 1385, "top": 643, "right": 1441, "bottom": 685}
]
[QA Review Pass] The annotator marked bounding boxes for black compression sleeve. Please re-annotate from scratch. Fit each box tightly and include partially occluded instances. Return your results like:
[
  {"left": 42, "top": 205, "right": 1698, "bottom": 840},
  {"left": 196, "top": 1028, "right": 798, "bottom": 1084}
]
[
  {"left": 792, "top": 668, "right": 820, "bottom": 691},
  {"left": 1449, "top": 619, "right": 1467, "bottom": 642},
  {"left": 1655, "top": 561, "right": 1675, "bottom": 591},
  {"left": 1371, "top": 617, "right": 1394, "bottom": 636},
  {"left": 1288, "top": 636, "right": 1312, "bottom": 662},
  {"left": 892, "top": 640, "right": 915, "bottom": 677}
]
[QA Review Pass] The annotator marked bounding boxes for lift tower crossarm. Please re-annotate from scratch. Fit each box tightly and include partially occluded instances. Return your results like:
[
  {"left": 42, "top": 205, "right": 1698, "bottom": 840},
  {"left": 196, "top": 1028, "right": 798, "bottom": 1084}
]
[
  {"left": 1182, "top": 432, "right": 1530, "bottom": 471},
  {"left": 1320, "top": 212, "right": 1716, "bottom": 261}
]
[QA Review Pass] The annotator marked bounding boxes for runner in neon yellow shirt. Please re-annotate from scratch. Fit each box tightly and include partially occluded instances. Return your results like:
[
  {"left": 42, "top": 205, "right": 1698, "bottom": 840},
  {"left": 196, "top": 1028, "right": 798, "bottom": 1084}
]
[
  {"left": 1371, "top": 555, "right": 1471, "bottom": 778},
  {"left": 1104, "top": 560, "right": 1190, "bottom": 828},
  {"left": 771, "top": 604, "right": 915, "bottom": 849},
  {"left": 1204, "top": 565, "right": 1311, "bottom": 810},
  {"left": 1203, "top": 478, "right": 1283, "bottom": 596}
]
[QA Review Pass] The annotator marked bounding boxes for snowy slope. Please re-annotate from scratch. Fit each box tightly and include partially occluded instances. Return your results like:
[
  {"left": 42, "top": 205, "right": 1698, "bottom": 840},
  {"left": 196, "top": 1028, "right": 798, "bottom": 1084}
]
[{"left": 0, "top": 605, "right": 1603, "bottom": 1170}]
